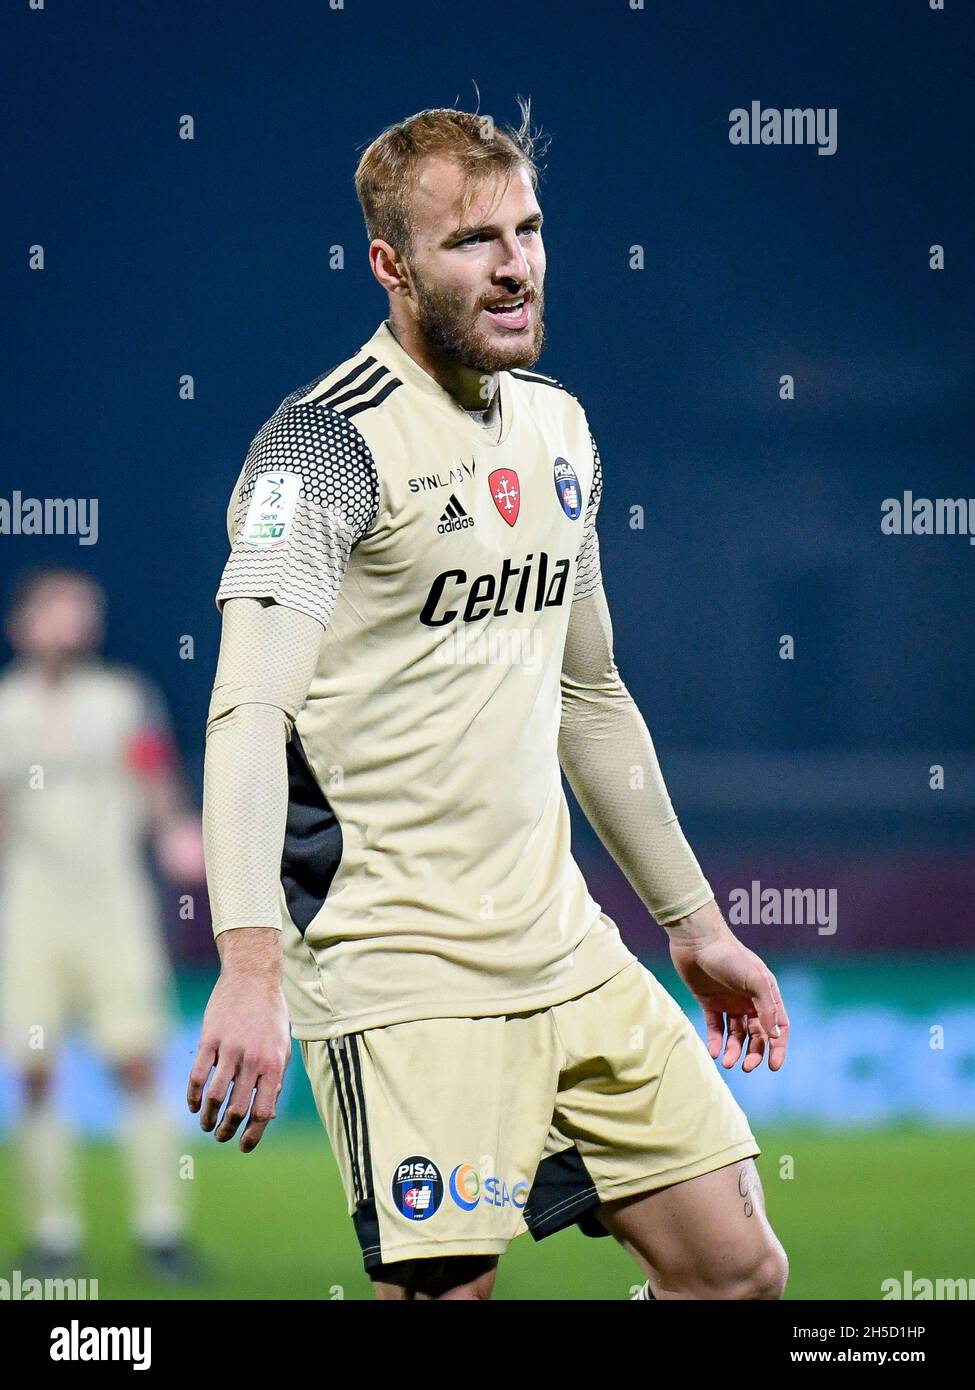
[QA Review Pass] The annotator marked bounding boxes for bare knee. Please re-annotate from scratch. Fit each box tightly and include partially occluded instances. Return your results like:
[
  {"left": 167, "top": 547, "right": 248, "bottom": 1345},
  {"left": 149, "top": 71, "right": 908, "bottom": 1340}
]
[
  {"left": 709, "top": 1238, "right": 789, "bottom": 1301},
  {"left": 734, "top": 1240, "right": 788, "bottom": 1299},
  {"left": 655, "top": 1235, "right": 788, "bottom": 1301}
]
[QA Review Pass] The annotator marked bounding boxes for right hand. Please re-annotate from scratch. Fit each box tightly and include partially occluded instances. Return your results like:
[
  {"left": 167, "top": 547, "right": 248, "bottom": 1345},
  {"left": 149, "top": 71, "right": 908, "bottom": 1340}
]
[{"left": 187, "top": 959, "right": 292, "bottom": 1152}]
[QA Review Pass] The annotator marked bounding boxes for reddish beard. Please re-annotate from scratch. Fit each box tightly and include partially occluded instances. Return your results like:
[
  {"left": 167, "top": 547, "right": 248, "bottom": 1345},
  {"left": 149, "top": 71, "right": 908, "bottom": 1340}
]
[{"left": 411, "top": 269, "right": 546, "bottom": 372}]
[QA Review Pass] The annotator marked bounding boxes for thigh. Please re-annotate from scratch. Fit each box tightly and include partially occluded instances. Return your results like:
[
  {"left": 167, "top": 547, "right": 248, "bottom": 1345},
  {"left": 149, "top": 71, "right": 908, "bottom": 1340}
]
[
  {"left": 523, "top": 962, "right": 761, "bottom": 1241},
  {"left": 83, "top": 892, "right": 171, "bottom": 1064},
  {"left": 0, "top": 897, "right": 69, "bottom": 1065},
  {"left": 597, "top": 1154, "right": 778, "bottom": 1293},
  {"left": 300, "top": 1009, "right": 559, "bottom": 1277}
]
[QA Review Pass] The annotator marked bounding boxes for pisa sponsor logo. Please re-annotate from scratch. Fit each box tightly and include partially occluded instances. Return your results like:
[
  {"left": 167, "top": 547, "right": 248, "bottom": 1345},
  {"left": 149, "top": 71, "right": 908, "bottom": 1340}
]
[
  {"left": 728, "top": 881, "right": 837, "bottom": 936},
  {"left": 391, "top": 1155, "right": 444, "bottom": 1222},
  {"left": 0, "top": 491, "right": 98, "bottom": 545},
  {"left": 881, "top": 492, "right": 975, "bottom": 545}
]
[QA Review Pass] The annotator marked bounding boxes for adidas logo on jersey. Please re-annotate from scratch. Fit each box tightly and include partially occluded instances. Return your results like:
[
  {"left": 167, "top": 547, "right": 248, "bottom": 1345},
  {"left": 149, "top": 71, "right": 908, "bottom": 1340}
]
[{"left": 437, "top": 493, "right": 475, "bottom": 534}]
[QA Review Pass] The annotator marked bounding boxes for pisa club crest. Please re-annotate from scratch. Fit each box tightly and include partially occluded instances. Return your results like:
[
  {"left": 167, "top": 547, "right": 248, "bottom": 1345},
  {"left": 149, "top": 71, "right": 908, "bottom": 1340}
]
[
  {"left": 391, "top": 1155, "right": 444, "bottom": 1222},
  {"left": 489, "top": 468, "right": 520, "bottom": 526},
  {"left": 553, "top": 458, "right": 582, "bottom": 520}
]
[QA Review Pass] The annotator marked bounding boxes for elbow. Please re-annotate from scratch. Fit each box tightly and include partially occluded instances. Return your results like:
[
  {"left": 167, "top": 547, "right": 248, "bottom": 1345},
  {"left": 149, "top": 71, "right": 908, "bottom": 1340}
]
[
  {"left": 205, "top": 700, "right": 293, "bottom": 745},
  {"left": 560, "top": 668, "right": 632, "bottom": 715}
]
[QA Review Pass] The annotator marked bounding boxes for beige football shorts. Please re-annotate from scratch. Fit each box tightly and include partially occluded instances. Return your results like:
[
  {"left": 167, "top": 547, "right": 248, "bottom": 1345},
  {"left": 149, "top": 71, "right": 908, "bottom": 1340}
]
[
  {"left": 300, "top": 958, "right": 761, "bottom": 1273},
  {"left": 0, "top": 869, "right": 171, "bottom": 1068}
]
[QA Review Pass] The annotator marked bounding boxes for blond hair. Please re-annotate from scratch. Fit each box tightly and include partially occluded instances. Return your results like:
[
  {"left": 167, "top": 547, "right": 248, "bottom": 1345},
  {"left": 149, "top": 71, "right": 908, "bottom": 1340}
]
[{"left": 354, "top": 99, "right": 544, "bottom": 260}]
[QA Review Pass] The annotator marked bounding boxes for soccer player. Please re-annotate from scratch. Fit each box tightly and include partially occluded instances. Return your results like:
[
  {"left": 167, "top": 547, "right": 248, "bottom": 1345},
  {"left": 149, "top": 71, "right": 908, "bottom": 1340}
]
[
  {"left": 0, "top": 568, "right": 205, "bottom": 1280},
  {"left": 189, "top": 106, "right": 791, "bottom": 1301}
]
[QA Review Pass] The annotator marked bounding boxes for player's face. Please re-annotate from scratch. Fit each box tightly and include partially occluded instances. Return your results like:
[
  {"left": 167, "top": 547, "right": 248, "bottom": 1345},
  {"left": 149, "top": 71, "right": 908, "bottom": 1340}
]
[
  {"left": 406, "top": 157, "right": 546, "bottom": 373},
  {"left": 11, "top": 579, "right": 104, "bottom": 660}
]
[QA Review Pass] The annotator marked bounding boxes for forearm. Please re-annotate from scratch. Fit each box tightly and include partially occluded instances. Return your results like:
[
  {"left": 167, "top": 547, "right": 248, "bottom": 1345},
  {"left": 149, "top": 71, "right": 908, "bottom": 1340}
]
[
  {"left": 142, "top": 768, "right": 183, "bottom": 825},
  {"left": 559, "top": 679, "right": 714, "bottom": 925},
  {"left": 203, "top": 596, "right": 323, "bottom": 943},
  {"left": 203, "top": 701, "right": 291, "bottom": 935},
  {"left": 215, "top": 921, "right": 284, "bottom": 979},
  {"left": 559, "top": 586, "right": 714, "bottom": 927}
]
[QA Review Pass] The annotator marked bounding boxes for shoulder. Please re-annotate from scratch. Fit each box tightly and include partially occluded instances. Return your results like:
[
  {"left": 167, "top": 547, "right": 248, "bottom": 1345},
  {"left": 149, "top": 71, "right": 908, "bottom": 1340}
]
[
  {"left": 0, "top": 662, "right": 25, "bottom": 711},
  {"left": 241, "top": 400, "right": 377, "bottom": 501},
  {"left": 507, "top": 365, "right": 595, "bottom": 440},
  {"left": 89, "top": 665, "right": 175, "bottom": 764},
  {"left": 95, "top": 660, "right": 163, "bottom": 710},
  {"left": 234, "top": 356, "right": 387, "bottom": 522},
  {"left": 508, "top": 364, "right": 584, "bottom": 409}
]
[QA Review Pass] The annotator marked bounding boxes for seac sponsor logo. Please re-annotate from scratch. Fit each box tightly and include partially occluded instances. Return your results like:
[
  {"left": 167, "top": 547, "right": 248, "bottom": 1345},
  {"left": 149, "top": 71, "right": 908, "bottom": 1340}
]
[
  {"left": 391, "top": 1155, "right": 444, "bottom": 1222},
  {"left": 484, "top": 1176, "right": 529, "bottom": 1209},
  {"left": 449, "top": 1163, "right": 529, "bottom": 1212},
  {"left": 553, "top": 458, "right": 582, "bottom": 520},
  {"left": 449, "top": 1163, "right": 481, "bottom": 1211},
  {"left": 419, "top": 551, "right": 571, "bottom": 627}
]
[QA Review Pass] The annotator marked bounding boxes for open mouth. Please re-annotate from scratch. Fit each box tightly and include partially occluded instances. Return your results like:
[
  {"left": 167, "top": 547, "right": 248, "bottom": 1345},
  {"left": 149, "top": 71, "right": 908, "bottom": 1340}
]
[{"left": 483, "top": 295, "right": 532, "bottom": 330}]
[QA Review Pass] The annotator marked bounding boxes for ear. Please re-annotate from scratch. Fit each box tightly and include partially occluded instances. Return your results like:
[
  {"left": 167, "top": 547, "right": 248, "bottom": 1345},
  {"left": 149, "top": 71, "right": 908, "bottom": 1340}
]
[{"left": 370, "top": 239, "right": 412, "bottom": 297}]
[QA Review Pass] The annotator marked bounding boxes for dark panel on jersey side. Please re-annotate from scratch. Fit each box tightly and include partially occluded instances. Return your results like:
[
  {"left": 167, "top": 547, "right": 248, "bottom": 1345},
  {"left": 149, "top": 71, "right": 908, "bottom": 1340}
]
[{"left": 280, "top": 730, "right": 343, "bottom": 933}]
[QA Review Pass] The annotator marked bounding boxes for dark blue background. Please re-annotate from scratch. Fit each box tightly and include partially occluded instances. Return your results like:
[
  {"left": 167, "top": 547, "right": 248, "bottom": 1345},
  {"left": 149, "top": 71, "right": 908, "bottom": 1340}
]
[{"left": 4, "top": 0, "right": 973, "bottom": 891}]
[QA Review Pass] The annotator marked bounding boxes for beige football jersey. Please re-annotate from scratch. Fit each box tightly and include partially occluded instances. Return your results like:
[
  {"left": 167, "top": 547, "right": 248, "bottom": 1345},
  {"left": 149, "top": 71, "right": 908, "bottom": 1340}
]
[
  {"left": 213, "top": 320, "right": 635, "bottom": 1036},
  {"left": 0, "top": 658, "right": 167, "bottom": 909}
]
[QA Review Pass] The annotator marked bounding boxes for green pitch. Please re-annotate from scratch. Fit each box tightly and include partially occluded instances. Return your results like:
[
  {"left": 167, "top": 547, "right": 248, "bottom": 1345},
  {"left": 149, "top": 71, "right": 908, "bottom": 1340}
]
[{"left": 1, "top": 1126, "right": 972, "bottom": 1300}]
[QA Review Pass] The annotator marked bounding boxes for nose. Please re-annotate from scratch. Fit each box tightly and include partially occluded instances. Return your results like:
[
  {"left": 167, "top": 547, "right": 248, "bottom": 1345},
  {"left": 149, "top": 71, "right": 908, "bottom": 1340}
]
[{"left": 493, "top": 232, "right": 531, "bottom": 284}]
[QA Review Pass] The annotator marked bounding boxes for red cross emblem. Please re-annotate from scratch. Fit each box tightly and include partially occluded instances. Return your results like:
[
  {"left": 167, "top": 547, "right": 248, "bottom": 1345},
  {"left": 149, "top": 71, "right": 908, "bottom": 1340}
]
[{"left": 489, "top": 468, "right": 520, "bottom": 526}]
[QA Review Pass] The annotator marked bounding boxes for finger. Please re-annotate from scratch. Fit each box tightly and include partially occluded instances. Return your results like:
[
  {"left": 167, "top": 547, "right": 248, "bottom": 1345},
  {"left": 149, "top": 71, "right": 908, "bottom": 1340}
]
[
  {"left": 741, "top": 1015, "right": 767, "bottom": 1072},
  {"left": 703, "top": 1009, "right": 726, "bottom": 1059},
  {"left": 214, "top": 1062, "right": 259, "bottom": 1142},
  {"left": 768, "top": 971, "right": 784, "bottom": 1009},
  {"left": 767, "top": 1001, "right": 791, "bottom": 1071},
  {"left": 239, "top": 1071, "right": 283, "bottom": 1153},
  {"left": 752, "top": 969, "right": 782, "bottom": 1044},
  {"left": 722, "top": 1015, "right": 747, "bottom": 1068},
  {"left": 187, "top": 1041, "right": 217, "bottom": 1112},
  {"left": 199, "top": 1056, "right": 239, "bottom": 1132}
]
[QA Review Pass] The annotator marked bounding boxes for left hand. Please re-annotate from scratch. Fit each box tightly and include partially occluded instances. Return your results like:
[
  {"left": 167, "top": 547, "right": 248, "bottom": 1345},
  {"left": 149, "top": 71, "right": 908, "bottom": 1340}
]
[{"left": 667, "top": 903, "right": 789, "bottom": 1073}]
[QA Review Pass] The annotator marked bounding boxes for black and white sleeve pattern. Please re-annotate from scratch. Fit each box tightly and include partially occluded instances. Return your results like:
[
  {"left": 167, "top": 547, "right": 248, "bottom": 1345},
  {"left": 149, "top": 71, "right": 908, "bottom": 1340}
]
[
  {"left": 572, "top": 425, "right": 603, "bottom": 601},
  {"left": 215, "top": 401, "right": 380, "bottom": 630}
]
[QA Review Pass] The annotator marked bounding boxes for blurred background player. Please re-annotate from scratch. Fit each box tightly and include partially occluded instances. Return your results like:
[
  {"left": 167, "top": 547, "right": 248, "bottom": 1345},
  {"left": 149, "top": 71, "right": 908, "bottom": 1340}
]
[{"left": 0, "top": 568, "right": 206, "bottom": 1280}]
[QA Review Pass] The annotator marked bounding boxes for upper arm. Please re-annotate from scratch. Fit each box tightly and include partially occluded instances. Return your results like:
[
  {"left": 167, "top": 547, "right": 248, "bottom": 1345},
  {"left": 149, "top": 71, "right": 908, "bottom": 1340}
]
[
  {"left": 563, "top": 414, "right": 619, "bottom": 687},
  {"left": 561, "top": 581, "right": 621, "bottom": 690},
  {"left": 571, "top": 421, "right": 603, "bottom": 603},
  {"left": 123, "top": 673, "right": 177, "bottom": 778},
  {"left": 215, "top": 401, "right": 379, "bottom": 630},
  {"left": 207, "top": 597, "right": 325, "bottom": 729}
]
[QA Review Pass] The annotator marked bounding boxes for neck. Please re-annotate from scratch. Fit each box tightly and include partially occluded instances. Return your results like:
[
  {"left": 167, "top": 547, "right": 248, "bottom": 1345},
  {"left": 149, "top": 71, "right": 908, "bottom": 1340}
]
[
  {"left": 34, "top": 652, "right": 83, "bottom": 686},
  {"left": 386, "top": 315, "right": 500, "bottom": 412}
]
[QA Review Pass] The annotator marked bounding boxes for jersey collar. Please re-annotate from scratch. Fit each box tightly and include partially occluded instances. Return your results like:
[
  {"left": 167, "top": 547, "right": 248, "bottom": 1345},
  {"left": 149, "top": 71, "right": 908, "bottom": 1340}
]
[{"left": 367, "top": 320, "right": 514, "bottom": 447}]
